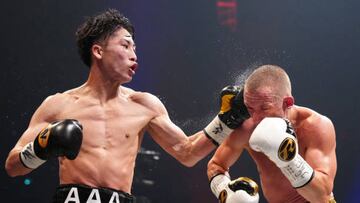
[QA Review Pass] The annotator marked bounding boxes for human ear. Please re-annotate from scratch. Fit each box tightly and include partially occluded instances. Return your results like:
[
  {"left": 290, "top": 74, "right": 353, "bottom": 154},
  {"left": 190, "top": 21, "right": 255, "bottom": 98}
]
[
  {"left": 92, "top": 44, "right": 103, "bottom": 60},
  {"left": 283, "top": 96, "right": 294, "bottom": 108}
]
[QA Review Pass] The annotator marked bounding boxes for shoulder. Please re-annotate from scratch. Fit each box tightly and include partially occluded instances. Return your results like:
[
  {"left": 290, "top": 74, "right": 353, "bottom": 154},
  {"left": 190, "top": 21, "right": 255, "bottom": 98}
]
[
  {"left": 307, "top": 112, "right": 335, "bottom": 143},
  {"left": 44, "top": 89, "right": 80, "bottom": 108},
  {"left": 31, "top": 92, "right": 73, "bottom": 123},
  {"left": 297, "top": 106, "right": 334, "bottom": 130},
  {"left": 122, "top": 86, "right": 167, "bottom": 115},
  {"left": 39, "top": 92, "right": 69, "bottom": 109},
  {"left": 42, "top": 84, "right": 88, "bottom": 109},
  {"left": 294, "top": 106, "right": 336, "bottom": 146}
]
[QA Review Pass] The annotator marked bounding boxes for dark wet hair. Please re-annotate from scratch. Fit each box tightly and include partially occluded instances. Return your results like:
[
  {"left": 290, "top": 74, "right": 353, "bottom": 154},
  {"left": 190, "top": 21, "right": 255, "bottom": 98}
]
[{"left": 75, "top": 9, "right": 134, "bottom": 67}]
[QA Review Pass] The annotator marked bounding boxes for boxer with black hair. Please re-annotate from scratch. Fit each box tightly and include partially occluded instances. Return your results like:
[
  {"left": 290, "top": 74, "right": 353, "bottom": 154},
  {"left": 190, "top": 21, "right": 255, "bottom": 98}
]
[{"left": 5, "top": 9, "right": 250, "bottom": 203}]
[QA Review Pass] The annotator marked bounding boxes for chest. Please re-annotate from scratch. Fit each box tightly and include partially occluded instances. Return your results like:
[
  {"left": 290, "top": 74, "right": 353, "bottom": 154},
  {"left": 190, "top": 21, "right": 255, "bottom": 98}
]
[
  {"left": 56, "top": 99, "right": 153, "bottom": 146},
  {"left": 249, "top": 151, "right": 295, "bottom": 193}
]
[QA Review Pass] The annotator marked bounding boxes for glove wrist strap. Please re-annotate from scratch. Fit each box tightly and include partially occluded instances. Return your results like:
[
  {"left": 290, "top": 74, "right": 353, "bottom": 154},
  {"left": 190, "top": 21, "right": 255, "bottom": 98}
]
[
  {"left": 19, "top": 142, "right": 46, "bottom": 169},
  {"left": 204, "top": 116, "right": 233, "bottom": 145},
  {"left": 280, "top": 154, "right": 314, "bottom": 188},
  {"left": 210, "top": 173, "right": 231, "bottom": 198}
]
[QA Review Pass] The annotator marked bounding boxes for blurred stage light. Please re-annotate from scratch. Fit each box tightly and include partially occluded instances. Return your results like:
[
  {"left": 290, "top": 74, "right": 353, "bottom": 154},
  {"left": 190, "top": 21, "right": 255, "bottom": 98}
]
[{"left": 24, "top": 178, "right": 31, "bottom": 186}]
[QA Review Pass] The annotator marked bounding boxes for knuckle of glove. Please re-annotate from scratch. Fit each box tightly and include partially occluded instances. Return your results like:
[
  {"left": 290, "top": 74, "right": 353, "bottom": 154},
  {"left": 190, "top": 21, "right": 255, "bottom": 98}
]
[
  {"left": 229, "top": 177, "right": 258, "bottom": 196},
  {"left": 218, "top": 85, "right": 249, "bottom": 129},
  {"left": 221, "top": 85, "right": 238, "bottom": 93},
  {"left": 231, "top": 89, "right": 250, "bottom": 117},
  {"left": 219, "top": 113, "right": 240, "bottom": 129},
  {"left": 220, "top": 86, "right": 241, "bottom": 99},
  {"left": 226, "top": 190, "right": 259, "bottom": 203},
  {"left": 57, "top": 119, "right": 83, "bottom": 159},
  {"left": 69, "top": 119, "right": 83, "bottom": 130}
]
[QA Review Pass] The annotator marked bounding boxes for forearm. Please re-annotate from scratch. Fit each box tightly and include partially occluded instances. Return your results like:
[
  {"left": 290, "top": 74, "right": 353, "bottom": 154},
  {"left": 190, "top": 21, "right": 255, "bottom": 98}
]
[
  {"left": 297, "top": 171, "right": 334, "bottom": 203},
  {"left": 5, "top": 149, "right": 32, "bottom": 177},
  {"left": 207, "top": 158, "right": 228, "bottom": 180},
  {"left": 179, "top": 131, "right": 216, "bottom": 167},
  {"left": 6, "top": 119, "right": 82, "bottom": 176},
  {"left": 207, "top": 137, "right": 244, "bottom": 179}
]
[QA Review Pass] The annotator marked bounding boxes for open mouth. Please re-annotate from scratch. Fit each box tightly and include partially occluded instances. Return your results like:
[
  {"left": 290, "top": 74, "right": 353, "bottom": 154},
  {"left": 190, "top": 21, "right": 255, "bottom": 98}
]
[{"left": 130, "top": 63, "right": 138, "bottom": 73}]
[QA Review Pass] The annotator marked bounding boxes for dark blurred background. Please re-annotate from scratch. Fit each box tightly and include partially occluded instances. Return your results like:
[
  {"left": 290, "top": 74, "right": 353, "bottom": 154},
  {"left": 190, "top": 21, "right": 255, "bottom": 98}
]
[{"left": 1, "top": 0, "right": 359, "bottom": 202}]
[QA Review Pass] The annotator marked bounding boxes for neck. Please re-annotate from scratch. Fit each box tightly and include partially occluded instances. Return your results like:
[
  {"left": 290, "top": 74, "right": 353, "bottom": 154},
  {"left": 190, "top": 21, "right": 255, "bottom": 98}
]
[
  {"left": 81, "top": 65, "right": 126, "bottom": 103},
  {"left": 286, "top": 106, "right": 301, "bottom": 129}
]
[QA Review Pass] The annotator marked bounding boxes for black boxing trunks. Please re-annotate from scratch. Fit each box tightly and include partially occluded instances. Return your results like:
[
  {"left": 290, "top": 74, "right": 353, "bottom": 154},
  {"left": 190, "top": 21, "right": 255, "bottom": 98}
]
[{"left": 52, "top": 184, "right": 135, "bottom": 203}]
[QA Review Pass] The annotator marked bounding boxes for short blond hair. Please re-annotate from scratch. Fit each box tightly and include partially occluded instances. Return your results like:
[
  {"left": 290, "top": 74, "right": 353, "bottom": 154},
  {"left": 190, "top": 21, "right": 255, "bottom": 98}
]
[{"left": 245, "top": 65, "right": 292, "bottom": 97}]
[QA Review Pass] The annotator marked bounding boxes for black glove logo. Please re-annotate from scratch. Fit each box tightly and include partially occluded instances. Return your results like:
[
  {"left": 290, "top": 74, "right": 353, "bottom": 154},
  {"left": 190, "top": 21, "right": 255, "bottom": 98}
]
[
  {"left": 38, "top": 125, "right": 51, "bottom": 148},
  {"left": 212, "top": 123, "right": 224, "bottom": 134},
  {"left": 278, "top": 138, "right": 296, "bottom": 161}
]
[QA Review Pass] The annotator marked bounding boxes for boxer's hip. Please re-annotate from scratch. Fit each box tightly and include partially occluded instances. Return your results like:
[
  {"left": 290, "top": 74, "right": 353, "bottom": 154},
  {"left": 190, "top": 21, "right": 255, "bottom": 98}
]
[{"left": 53, "top": 184, "right": 135, "bottom": 203}]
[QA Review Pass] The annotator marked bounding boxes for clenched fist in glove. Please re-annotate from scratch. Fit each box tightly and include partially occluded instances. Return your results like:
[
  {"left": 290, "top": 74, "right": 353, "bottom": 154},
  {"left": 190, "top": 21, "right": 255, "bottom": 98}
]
[
  {"left": 249, "top": 117, "right": 314, "bottom": 188},
  {"left": 204, "top": 85, "right": 250, "bottom": 145},
  {"left": 210, "top": 173, "right": 259, "bottom": 203}
]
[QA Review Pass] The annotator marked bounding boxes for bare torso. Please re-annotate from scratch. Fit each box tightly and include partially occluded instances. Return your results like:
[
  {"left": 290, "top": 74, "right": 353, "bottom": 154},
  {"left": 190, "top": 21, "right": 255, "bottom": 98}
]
[
  {"left": 241, "top": 106, "right": 322, "bottom": 203},
  {"left": 53, "top": 86, "right": 155, "bottom": 193}
]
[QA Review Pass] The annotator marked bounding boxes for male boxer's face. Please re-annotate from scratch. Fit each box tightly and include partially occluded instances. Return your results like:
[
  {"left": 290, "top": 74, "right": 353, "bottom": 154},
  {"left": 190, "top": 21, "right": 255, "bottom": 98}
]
[
  {"left": 244, "top": 86, "right": 285, "bottom": 124},
  {"left": 96, "top": 27, "right": 138, "bottom": 83}
]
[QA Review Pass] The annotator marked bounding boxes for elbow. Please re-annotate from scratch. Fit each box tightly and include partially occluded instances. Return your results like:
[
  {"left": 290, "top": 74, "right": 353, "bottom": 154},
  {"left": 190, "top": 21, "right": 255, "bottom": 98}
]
[
  {"left": 5, "top": 163, "right": 28, "bottom": 177},
  {"left": 177, "top": 156, "right": 198, "bottom": 167},
  {"left": 316, "top": 186, "right": 334, "bottom": 203},
  {"left": 305, "top": 172, "right": 335, "bottom": 202},
  {"left": 183, "top": 160, "right": 197, "bottom": 167},
  {"left": 5, "top": 154, "right": 28, "bottom": 177},
  {"left": 5, "top": 159, "right": 18, "bottom": 177},
  {"left": 318, "top": 172, "right": 334, "bottom": 197},
  {"left": 172, "top": 142, "right": 200, "bottom": 167},
  {"left": 175, "top": 149, "right": 200, "bottom": 167},
  {"left": 6, "top": 169, "right": 18, "bottom": 178},
  {"left": 323, "top": 181, "right": 334, "bottom": 197}
]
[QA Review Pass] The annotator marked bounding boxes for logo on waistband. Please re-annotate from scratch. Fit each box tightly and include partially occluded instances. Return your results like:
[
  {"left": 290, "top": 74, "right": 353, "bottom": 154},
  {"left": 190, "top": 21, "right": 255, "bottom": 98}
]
[{"left": 63, "top": 187, "right": 125, "bottom": 203}]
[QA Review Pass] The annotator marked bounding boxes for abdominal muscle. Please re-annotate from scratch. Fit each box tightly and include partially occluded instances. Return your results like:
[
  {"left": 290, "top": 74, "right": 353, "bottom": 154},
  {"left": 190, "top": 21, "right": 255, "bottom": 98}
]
[
  {"left": 58, "top": 129, "right": 143, "bottom": 193},
  {"left": 55, "top": 89, "right": 152, "bottom": 193},
  {"left": 250, "top": 150, "right": 308, "bottom": 203}
]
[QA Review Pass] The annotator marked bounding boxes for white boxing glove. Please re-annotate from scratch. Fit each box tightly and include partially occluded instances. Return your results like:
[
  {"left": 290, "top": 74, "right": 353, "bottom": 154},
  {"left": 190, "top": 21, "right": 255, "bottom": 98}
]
[
  {"left": 249, "top": 117, "right": 314, "bottom": 188},
  {"left": 210, "top": 173, "right": 259, "bottom": 203}
]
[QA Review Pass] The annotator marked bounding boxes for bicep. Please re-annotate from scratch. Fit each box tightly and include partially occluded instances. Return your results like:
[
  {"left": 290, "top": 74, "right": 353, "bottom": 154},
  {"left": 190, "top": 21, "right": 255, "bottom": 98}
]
[
  {"left": 13, "top": 122, "right": 48, "bottom": 151},
  {"left": 12, "top": 95, "right": 59, "bottom": 150},
  {"left": 144, "top": 93, "right": 190, "bottom": 154},
  {"left": 147, "top": 113, "right": 189, "bottom": 155},
  {"left": 304, "top": 119, "right": 337, "bottom": 182},
  {"left": 305, "top": 147, "right": 336, "bottom": 178}
]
